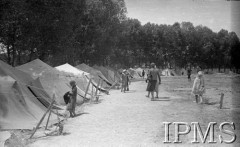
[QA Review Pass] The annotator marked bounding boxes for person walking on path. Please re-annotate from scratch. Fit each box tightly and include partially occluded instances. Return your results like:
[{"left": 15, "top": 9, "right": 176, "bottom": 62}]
[
  {"left": 191, "top": 71, "right": 205, "bottom": 104},
  {"left": 69, "top": 80, "right": 77, "bottom": 117},
  {"left": 142, "top": 70, "right": 145, "bottom": 79},
  {"left": 126, "top": 71, "right": 130, "bottom": 91},
  {"left": 146, "top": 70, "right": 151, "bottom": 97},
  {"left": 121, "top": 70, "right": 128, "bottom": 93},
  {"left": 147, "top": 63, "right": 161, "bottom": 101},
  {"left": 187, "top": 67, "right": 192, "bottom": 81},
  {"left": 146, "top": 68, "right": 161, "bottom": 98}
]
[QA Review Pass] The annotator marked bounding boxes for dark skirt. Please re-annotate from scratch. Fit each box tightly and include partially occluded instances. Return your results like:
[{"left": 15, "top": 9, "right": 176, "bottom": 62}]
[
  {"left": 147, "top": 80, "right": 157, "bottom": 92},
  {"left": 67, "top": 98, "right": 76, "bottom": 111},
  {"left": 67, "top": 102, "right": 72, "bottom": 111}
]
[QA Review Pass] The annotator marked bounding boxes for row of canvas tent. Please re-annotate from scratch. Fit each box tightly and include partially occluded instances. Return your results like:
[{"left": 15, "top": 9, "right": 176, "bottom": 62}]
[
  {"left": 0, "top": 59, "right": 121, "bottom": 130},
  {"left": 127, "top": 67, "right": 178, "bottom": 77},
  {"left": 0, "top": 60, "right": 60, "bottom": 129}
]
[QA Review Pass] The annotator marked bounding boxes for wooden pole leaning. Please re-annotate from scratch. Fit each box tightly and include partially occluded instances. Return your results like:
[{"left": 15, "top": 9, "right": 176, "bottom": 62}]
[
  {"left": 91, "top": 81, "right": 94, "bottom": 101},
  {"left": 30, "top": 94, "right": 55, "bottom": 139},
  {"left": 100, "top": 79, "right": 103, "bottom": 89},
  {"left": 106, "top": 81, "right": 116, "bottom": 92},
  {"left": 95, "top": 78, "right": 101, "bottom": 97},
  {"left": 45, "top": 108, "right": 52, "bottom": 130},
  {"left": 84, "top": 78, "right": 92, "bottom": 100},
  {"left": 98, "top": 79, "right": 103, "bottom": 94},
  {"left": 45, "top": 86, "right": 56, "bottom": 130}
]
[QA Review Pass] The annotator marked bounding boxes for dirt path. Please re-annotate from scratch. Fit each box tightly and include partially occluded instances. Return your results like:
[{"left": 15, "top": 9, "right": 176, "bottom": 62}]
[
  {"left": 29, "top": 79, "right": 239, "bottom": 147},
  {"left": 30, "top": 81, "right": 177, "bottom": 147}
]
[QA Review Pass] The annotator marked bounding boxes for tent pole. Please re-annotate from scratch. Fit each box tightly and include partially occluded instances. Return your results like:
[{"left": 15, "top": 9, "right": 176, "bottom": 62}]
[
  {"left": 30, "top": 95, "right": 55, "bottom": 139},
  {"left": 84, "top": 79, "right": 91, "bottom": 99},
  {"left": 45, "top": 108, "right": 52, "bottom": 130},
  {"left": 99, "top": 79, "right": 103, "bottom": 94},
  {"left": 91, "top": 81, "right": 94, "bottom": 100},
  {"left": 95, "top": 79, "right": 101, "bottom": 96}
]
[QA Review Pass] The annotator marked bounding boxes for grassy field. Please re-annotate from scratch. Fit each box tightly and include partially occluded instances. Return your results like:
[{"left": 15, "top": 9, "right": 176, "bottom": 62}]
[{"left": 159, "top": 74, "right": 240, "bottom": 145}]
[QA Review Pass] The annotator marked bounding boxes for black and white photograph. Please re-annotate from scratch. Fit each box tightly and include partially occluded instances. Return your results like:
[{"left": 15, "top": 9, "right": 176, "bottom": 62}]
[{"left": 0, "top": 0, "right": 240, "bottom": 146}]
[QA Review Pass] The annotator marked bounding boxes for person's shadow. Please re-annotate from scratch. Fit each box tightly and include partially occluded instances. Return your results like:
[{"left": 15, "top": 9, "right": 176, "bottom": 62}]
[
  {"left": 152, "top": 97, "right": 170, "bottom": 101},
  {"left": 74, "top": 112, "right": 89, "bottom": 117},
  {"left": 124, "top": 90, "right": 137, "bottom": 93}
]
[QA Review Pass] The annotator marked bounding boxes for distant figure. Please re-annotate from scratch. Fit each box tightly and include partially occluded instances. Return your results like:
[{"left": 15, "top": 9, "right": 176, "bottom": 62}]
[
  {"left": 69, "top": 80, "right": 77, "bottom": 117},
  {"left": 147, "top": 63, "right": 161, "bottom": 101},
  {"left": 126, "top": 71, "right": 130, "bottom": 91},
  {"left": 146, "top": 70, "right": 151, "bottom": 97},
  {"left": 187, "top": 67, "right": 192, "bottom": 81},
  {"left": 121, "top": 70, "right": 128, "bottom": 93},
  {"left": 145, "top": 70, "right": 150, "bottom": 83},
  {"left": 142, "top": 70, "right": 145, "bottom": 79},
  {"left": 192, "top": 71, "right": 205, "bottom": 104}
]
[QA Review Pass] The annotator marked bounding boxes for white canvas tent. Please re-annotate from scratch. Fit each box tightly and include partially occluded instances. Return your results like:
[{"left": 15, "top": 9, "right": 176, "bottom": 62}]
[
  {"left": 55, "top": 63, "right": 89, "bottom": 76},
  {"left": 162, "top": 68, "right": 177, "bottom": 76},
  {"left": 17, "top": 59, "right": 79, "bottom": 105},
  {"left": 128, "top": 68, "right": 141, "bottom": 79},
  {"left": 135, "top": 67, "right": 144, "bottom": 77},
  {"left": 55, "top": 63, "right": 96, "bottom": 98}
]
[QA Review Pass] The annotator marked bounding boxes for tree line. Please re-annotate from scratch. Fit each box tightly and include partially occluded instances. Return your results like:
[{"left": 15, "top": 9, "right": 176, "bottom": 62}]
[{"left": 0, "top": 0, "right": 240, "bottom": 72}]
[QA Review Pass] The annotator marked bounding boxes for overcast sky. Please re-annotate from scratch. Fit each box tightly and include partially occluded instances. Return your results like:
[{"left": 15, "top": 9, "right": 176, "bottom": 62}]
[{"left": 125, "top": 0, "right": 240, "bottom": 37}]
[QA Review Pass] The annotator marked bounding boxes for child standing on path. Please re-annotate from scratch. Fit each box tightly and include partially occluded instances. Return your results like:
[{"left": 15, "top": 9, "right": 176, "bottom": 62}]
[
  {"left": 69, "top": 80, "right": 77, "bottom": 117},
  {"left": 192, "top": 71, "right": 205, "bottom": 104}
]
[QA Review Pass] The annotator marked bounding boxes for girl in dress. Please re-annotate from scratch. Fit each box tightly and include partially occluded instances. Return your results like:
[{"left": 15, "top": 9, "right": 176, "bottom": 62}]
[{"left": 192, "top": 71, "right": 205, "bottom": 104}]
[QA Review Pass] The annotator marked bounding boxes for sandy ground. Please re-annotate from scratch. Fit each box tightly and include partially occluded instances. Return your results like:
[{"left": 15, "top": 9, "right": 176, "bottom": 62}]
[{"left": 3, "top": 74, "right": 240, "bottom": 147}]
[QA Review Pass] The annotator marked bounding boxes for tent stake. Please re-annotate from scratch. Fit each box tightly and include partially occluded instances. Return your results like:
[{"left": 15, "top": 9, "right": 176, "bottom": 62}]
[
  {"left": 91, "top": 81, "right": 94, "bottom": 101},
  {"left": 219, "top": 93, "right": 224, "bottom": 109}
]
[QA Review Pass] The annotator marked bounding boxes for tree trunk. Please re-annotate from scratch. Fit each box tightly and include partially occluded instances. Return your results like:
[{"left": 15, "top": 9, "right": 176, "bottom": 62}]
[
  {"left": 11, "top": 43, "right": 15, "bottom": 67},
  {"left": 7, "top": 45, "right": 11, "bottom": 65},
  {"left": 17, "top": 50, "right": 21, "bottom": 66},
  {"left": 39, "top": 51, "right": 45, "bottom": 62}
]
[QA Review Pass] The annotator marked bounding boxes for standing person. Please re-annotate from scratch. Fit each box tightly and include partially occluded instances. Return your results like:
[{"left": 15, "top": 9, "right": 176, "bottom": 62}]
[
  {"left": 146, "top": 70, "right": 151, "bottom": 97},
  {"left": 187, "top": 67, "right": 192, "bottom": 81},
  {"left": 191, "top": 71, "right": 205, "bottom": 104},
  {"left": 148, "top": 63, "right": 161, "bottom": 101},
  {"left": 121, "top": 70, "right": 127, "bottom": 93},
  {"left": 142, "top": 70, "right": 145, "bottom": 79},
  {"left": 196, "top": 66, "right": 202, "bottom": 73},
  {"left": 69, "top": 80, "right": 77, "bottom": 117},
  {"left": 126, "top": 71, "right": 130, "bottom": 91}
]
